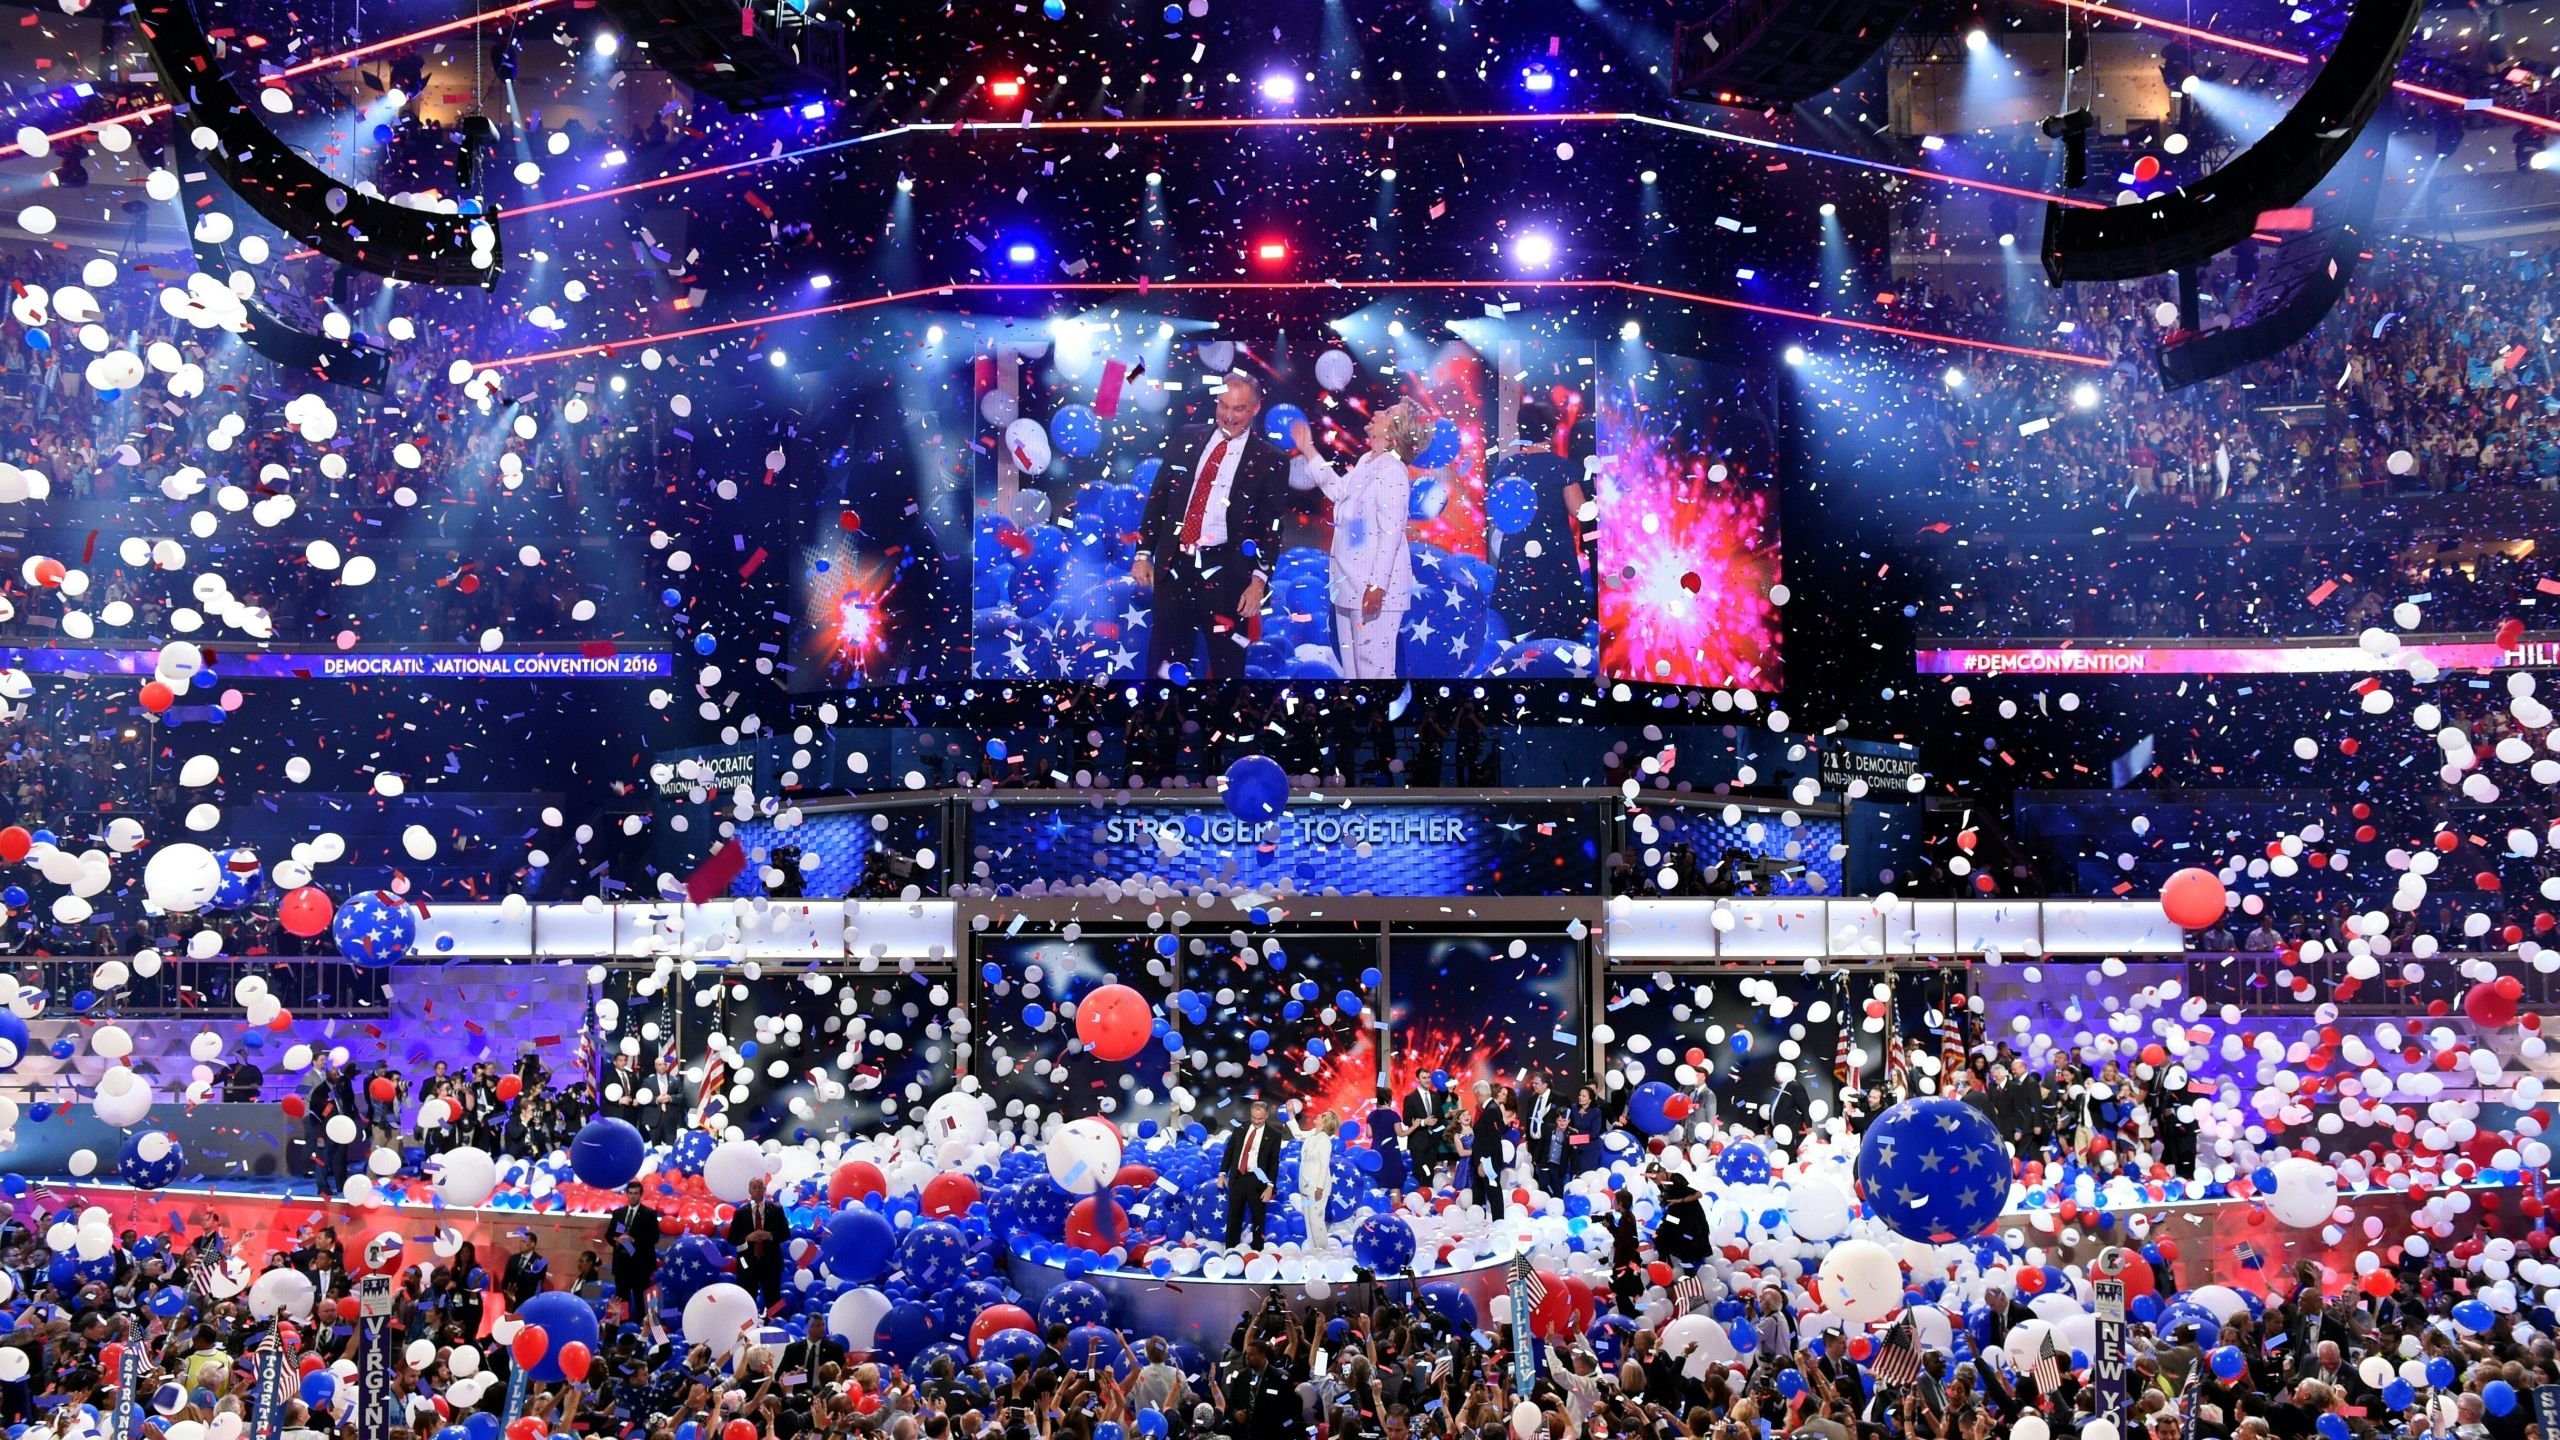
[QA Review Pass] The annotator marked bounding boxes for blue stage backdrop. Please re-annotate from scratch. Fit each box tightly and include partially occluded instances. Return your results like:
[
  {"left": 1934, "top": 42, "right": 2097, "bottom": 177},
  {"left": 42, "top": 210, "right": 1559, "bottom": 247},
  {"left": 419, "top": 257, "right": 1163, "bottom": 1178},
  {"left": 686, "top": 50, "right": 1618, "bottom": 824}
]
[{"left": 963, "top": 798, "right": 1608, "bottom": 897}]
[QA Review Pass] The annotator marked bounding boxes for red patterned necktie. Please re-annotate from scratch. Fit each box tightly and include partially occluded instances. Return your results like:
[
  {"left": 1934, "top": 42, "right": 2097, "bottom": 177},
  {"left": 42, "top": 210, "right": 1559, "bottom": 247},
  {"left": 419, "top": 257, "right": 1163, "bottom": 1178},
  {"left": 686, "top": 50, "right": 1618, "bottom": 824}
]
[{"left": 1179, "top": 435, "right": 1232, "bottom": 547}]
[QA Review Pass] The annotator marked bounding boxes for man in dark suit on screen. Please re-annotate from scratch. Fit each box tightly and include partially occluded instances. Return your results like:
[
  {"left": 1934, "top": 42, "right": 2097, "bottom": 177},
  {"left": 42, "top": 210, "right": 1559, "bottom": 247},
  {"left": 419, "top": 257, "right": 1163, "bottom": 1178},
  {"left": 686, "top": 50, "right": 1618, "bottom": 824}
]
[
  {"left": 1219, "top": 1099, "right": 1285, "bottom": 1250},
  {"left": 1131, "top": 370, "right": 1289, "bottom": 686}
]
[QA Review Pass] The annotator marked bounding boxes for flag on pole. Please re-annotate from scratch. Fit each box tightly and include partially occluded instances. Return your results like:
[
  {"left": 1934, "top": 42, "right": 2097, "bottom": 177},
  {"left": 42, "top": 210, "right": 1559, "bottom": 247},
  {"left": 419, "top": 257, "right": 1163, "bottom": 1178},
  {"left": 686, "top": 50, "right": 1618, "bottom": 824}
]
[
  {"left": 1870, "top": 1322, "right": 1921, "bottom": 1388},
  {"left": 1938, "top": 989, "right": 1969, "bottom": 1096},
  {"left": 1675, "top": 1270, "right": 1712, "bottom": 1315},
  {"left": 692, "top": 1050, "right": 730, "bottom": 1127},
  {"left": 1512, "top": 1256, "right": 1548, "bottom": 1314},
  {"left": 2032, "top": 1328, "right": 2064, "bottom": 1394}
]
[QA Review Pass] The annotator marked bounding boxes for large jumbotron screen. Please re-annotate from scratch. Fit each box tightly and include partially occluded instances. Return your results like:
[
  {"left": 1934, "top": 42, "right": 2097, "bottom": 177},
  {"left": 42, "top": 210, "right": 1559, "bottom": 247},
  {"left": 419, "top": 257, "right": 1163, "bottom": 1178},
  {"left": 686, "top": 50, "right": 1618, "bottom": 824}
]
[{"left": 790, "top": 311, "right": 1781, "bottom": 690}]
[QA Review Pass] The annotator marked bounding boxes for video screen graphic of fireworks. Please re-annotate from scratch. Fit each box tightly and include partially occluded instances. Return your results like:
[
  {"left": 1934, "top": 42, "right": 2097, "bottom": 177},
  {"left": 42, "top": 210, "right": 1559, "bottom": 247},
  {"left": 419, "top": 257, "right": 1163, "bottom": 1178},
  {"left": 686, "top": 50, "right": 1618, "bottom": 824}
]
[{"left": 1593, "top": 350, "right": 1782, "bottom": 689}]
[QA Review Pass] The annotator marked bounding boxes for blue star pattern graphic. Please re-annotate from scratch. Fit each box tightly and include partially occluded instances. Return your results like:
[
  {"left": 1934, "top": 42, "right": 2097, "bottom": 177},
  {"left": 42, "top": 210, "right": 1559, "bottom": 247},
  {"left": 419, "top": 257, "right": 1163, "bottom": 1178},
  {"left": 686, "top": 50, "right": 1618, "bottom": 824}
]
[
  {"left": 1716, "top": 1141, "right": 1772, "bottom": 1186},
  {"left": 1856, "top": 1097, "right": 2010, "bottom": 1243}
]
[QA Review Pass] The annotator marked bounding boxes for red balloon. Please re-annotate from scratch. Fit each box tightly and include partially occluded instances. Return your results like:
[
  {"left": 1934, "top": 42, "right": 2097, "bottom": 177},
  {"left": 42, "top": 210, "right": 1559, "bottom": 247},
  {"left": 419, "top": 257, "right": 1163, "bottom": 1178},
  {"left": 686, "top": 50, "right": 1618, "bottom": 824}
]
[
  {"left": 369, "top": 1076, "right": 396, "bottom": 1103},
  {"left": 496, "top": 1074, "right": 524, "bottom": 1103},
  {"left": 2133, "top": 155, "right": 2162, "bottom": 183},
  {"left": 2159, "top": 867, "right": 2228, "bottom": 930},
  {"left": 0, "top": 826, "right": 29, "bottom": 863},
  {"left": 1075, "top": 983, "right": 1154, "bottom": 1063},
  {"left": 724, "top": 1420, "right": 757, "bottom": 1440},
  {"left": 138, "top": 682, "right": 173, "bottom": 715},
  {"left": 30, "top": 559, "right": 64, "bottom": 588},
  {"left": 508, "top": 1420, "right": 549, "bottom": 1440},
  {"left": 919, "top": 1171, "right": 980, "bottom": 1218},
  {"left": 1110, "top": 1163, "right": 1158, "bottom": 1190},
  {"left": 2465, "top": 980, "right": 2519, "bottom": 1028},
  {"left": 336, "top": 1297, "right": 360, "bottom": 1322},
  {"left": 829, "top": 1161, "right": 887, "bottom": 1209},
  {"left": 278, "top": 887, "right": 335, "bottom": 938},
  {"left": 299, "top": 1354, "right": 325, "bottom": 1376},
  {"left": 511, "top": 1325, "right": 549, "bottom": 1370},
  {"left": 968, "top": 1304, "right": 1036, "bottom": 1356},
  {"left": 280, "top": 1094, "right": 308, "bottom": 1120},
  {"left": 1063, "top": 1196, "right": 1130, "bottom": 1253},
  {"left": 557, "top": 1342, "right": 592, "bottom": 1385}
]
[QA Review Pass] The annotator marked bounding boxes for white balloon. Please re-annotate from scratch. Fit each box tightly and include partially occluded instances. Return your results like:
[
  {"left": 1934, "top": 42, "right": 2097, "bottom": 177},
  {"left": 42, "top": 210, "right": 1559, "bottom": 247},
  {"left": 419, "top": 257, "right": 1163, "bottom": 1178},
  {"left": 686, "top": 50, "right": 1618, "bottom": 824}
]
[
  {"left": 1315, "top": 349, "right": 1357, "bottom": 392},
  {"left": 142, "top": 843, "right": 222, "bottom": 913},
  {"left": 1818, "top": 1239, "right": 1903, "bottom": 1325},
  {"left": 682, "top": 1282, "right": 760, "bottom": 1358},
  {"left": 1045, "top": 1117, "right": 1123, "bottom": 1192},
  {"left": 431, "top": 1146, "right": 498, "bottom": 1207},
  {"left": 246, "top": 1267, "right": 316, "bottom": 1321},
  {"left": 828, "top": 1286, "right": 891, "bottom": 1352},
  {"left": 94, "top": 1066, "right": 153, "bottom": 1127},
  {"left": 1786, "top": 1176, "right": 1852, "bottom": 1241},
  {"left": 2267, "top": 1156, "right": 2340, "bottom": 1228},
  {"left": 703, "top": 1138, "right": 771, "bottom": 1204}
]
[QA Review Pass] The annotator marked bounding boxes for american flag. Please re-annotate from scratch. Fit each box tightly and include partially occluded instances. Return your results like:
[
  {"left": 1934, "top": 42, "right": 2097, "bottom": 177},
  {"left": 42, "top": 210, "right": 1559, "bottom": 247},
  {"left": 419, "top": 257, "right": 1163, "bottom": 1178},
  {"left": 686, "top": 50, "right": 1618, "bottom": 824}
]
[
  {"left": 1512, "top": 1255, "right": 1548, "bottom": 1313},
  {"left": 2031, "top": 1328, "right": 2064, "bottom": 1394},
  {"left": 1832, "top": 977, "right": 1855, "bottom": 1088},
  {"left": 186, "top": 1257, "right": 220, "bottom": 1295},
  {"left": 1886, "top": 1035, "right": 1911, "bottom": 1098},
  {"left": 1869, "top": 1322, "right": 1921, "bottom": 1388},
  {"left": 692, "top": 1048, "right": 730, "bottom": 1127},
  {"left": 1938, "top": 991, "right": 1968, "bottom": 1096},
  {"left": 1675, "top": 1269, "right": 1712, "bottom": 1315},
  {"left": 2176, "top": 1344, "right": 2206, "bottom": 1431}
]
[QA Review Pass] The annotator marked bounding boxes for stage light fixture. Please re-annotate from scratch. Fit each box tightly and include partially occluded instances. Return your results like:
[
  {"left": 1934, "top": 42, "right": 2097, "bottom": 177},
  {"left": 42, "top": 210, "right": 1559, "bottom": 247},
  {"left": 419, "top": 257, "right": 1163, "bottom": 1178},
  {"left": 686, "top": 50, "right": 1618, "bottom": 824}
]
[
  {"left": 770, "top": 350, "right": 789, "bottom": 368},
  {"left": 1943, "top": 366, "right": 1967, "bottom": 388},
  {"left": 2042, "top": 0, "right": 2421, "bottom": 282},
  {"left": 1784, "top": 345, "right": 1807, "bottom": 365},
  {"left": 810, "top": 273, "right": 832, "bottom": 290},
  {"left": 799, "top": 100, "right": 825, "bottom": 120},
  {"left": 925, "top": 325, "right": 945, "bottom": 344},
  {"left": 1523, "top": 65, "right": 1556, "bottom": 93},
  {"left": 1513, "top": 232, "right": 1557, "bottom": 268},
  {"left": 896, "top": 175, "right": 913, "bottom": 193},
  {"left": 1260, "top": 73, "right": 1299, "bottom": 103},
  {"left": 1819, "top": 202, "right": 1835, "bottom": 216},
  {"left": 1253, "top": 239, "right": 1290, "bottom": 264},
  {"left": 1006, "top": 241, "right": 1039, "bottom": 266},
  {"left": 1966, "top": 27, "right": 1990, "bottom": 49},
  {"left": 1379, "top": 167, "right": 1398, "bottom": 181},
  {"left": 989, "top": 77, "right": 1023, "bottom": 100},
  {"left": 1641, "top": 169, "right": 1659, "bottom": 184},
  {"left": 2072, "top": 382, "right": 2099, "bottom": 408},
  {"left": 1145, "top": 171, "right": 1162, "bottom": 185},
  {"left": 1999, "top": 232, "right": 2016, "bottom": 247},
  {"left": 1620, "top": 320, "right": 1642, "bottom": 340},
  {"left": 594, "top": 31, "right": 619, "bottom": 56}
]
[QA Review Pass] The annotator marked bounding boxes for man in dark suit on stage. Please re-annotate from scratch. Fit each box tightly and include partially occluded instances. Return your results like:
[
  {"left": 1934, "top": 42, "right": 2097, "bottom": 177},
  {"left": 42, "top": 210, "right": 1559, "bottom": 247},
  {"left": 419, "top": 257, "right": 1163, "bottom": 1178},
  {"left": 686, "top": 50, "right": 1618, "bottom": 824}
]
[
  {"left": 726, "top": 1175, "right": 789, "bottom": 1311},
  {"left": 604, "top": 1179, "right": 663, "bottom": 1321},
  {"left": 1219, "top": 1100, "right": 1285, "bottom": 1249},
  {"left": 1132, "top": 370, "right": 1289, "bottom": 686}
]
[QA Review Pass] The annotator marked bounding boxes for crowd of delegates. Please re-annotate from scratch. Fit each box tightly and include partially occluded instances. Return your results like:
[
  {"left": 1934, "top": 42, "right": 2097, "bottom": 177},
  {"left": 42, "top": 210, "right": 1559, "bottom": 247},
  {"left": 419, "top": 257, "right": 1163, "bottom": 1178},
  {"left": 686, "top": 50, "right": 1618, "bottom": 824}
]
[
  {"left": 294, "top": 1050, "right": 607, "bottom": 1191},
  {"left": 0, "top": 1086, "right": 2544, "bottom": 1440}
]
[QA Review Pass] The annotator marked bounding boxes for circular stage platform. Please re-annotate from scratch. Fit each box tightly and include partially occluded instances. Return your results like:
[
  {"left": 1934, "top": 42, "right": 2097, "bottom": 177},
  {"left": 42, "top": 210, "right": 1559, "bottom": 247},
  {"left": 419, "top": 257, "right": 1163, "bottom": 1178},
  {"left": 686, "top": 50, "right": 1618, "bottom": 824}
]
[{"left": 1004, "top": 1250, "right": 1517, "bottom": 1349}]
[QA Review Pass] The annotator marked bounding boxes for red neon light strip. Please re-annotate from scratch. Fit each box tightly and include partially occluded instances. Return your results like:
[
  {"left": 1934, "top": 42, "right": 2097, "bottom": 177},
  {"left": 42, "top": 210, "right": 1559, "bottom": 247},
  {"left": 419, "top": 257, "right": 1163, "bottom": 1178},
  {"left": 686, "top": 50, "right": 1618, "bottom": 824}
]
[
  {"left": 469, "top": 278, "right": 2112, "bottom": 371},
  {"left": 0, "top": 0, "right": 564, "bottom": 162},
  {"left": 494, "top": 112, "right": 2103, "bottom": 226},
  {"left": 2038, "top": 0, "right": 2560, "bottom": 133}
]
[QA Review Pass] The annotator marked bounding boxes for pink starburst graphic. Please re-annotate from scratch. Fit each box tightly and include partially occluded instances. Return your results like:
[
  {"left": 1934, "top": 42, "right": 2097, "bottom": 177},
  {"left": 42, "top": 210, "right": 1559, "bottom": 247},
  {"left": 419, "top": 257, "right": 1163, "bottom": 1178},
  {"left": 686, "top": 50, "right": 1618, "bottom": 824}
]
[{"left": 1594, "top": 376, "right": 1782, "bottom": 688}]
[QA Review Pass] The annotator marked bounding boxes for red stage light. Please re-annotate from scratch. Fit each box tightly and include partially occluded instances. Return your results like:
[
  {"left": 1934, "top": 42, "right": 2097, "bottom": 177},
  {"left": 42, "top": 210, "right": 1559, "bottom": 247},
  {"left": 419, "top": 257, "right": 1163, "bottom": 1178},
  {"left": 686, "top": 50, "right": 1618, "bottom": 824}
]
[
  {"left": 989, "top": 77, "right": 1024, "bottom": 100},
  {"left": 1253, "top": 239, "right": 1289, "bottom": 264}
]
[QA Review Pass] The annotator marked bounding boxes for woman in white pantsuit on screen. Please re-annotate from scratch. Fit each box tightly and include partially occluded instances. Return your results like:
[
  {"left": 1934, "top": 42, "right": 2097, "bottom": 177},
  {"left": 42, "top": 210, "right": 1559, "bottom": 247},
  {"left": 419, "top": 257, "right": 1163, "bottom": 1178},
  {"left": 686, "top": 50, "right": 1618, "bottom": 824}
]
[
  {"left": 1290, "top": 404, "right": 1426, "bottom": 680},
  {"left": 1285, "top": 1101, "right": 1339, "bottom": 1247}
]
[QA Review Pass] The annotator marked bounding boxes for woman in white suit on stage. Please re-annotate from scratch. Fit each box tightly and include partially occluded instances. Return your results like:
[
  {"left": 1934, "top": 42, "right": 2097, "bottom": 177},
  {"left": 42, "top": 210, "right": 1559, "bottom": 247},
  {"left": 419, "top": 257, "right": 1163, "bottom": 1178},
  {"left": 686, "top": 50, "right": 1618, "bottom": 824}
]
[
  {"left": 1285, "top": 1100, "right": 1339, "bottom": 1248},
  {"left": 1290, "top": 403, "right": 1427, "bottom": 680}
]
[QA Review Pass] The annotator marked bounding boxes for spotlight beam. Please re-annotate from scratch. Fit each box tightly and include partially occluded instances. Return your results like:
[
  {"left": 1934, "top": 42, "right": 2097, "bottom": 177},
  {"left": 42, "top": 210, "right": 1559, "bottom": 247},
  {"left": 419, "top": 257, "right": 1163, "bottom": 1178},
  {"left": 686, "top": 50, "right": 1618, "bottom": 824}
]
[
  {"left": 490, "top": 111, "right": 2105, "bottom": 228},
  {"left": 0, "top": 0, "right": 568, "bottom": 162},
  {"left": 468, "top": 278, "right": 2112, "bottom": 372},
  {"left": 2031, "top": 0, "right": 2560, "bottom": 133}
]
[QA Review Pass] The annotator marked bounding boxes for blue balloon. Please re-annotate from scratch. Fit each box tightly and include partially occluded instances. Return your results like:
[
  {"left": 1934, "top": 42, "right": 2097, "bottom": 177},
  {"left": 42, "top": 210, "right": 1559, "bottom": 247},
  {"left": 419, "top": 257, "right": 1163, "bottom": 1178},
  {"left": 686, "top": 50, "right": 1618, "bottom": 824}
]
[
  {"left": 2316, "top": 1416, "right": 2349, "bottom": 1440},
  {"left": 210, "top": 848, "right": 262, "bottom": 910},
  {"left": 1856, "top": 1098, "right": 2011, "bottom": 1243},
  {"left": 1352, "top": 1215, "right": 1415, "bottom": 1273},
  {"left": 2208, "top": 1346, "right": 2244, "bottom": 1381},
  {"left": 900, "top": 1219, "right": 967, "bottom": 1290},
  {"left": 1038, "top": 1280, "right": 1107, "bottom": 1329},
  {"left": 2381, "top": 1380, "right": 2415, "bottom": 1412},
  {"left": 2452, "top": 1299, "right": 2494, "bottom": 1333},
  {"left": 1221, "top": 754, "right": 1289, "bottom": 823},
  {"left": 300, "top": 1372, "right": 336, "bottom": 1408},
  {"left": 1715, "top": 1143, "right": 1771, "bottom": 1187},
  {"left": 1413, "top": 417, "right": 1460, "bottom": 469},
  {"left": 570, "top": 1118, "right": 647, "bottom": 1190},
  {"left": 0, "top": 1011, "right": 29, "bottom": 1071},
  {"left": 331, "top": 891, "right": 417, "bottom": 966},
  {"left": 1485, "top": 476, "right": 1537, "bottom": 534},
  {"left": 823, "top": 1207, "right": 897, "bottom": 1284},
  {"left": 1419, "top": 1281, "right": 1477, "bottom": 1332},
  {"left": 518, "top": 1291, "right": 601, "bottom": 1383},
  {"left": 1626, "top": 1080, "right": 1676, "bottom": 1136},
  {"left": 1261, "top": 403, "right": 1307, "bottom": 450},
  {"left": 1051, "top": 405, "right": 1102, "bottom": 458},
  {"left": 2426, "top": 1355, "right": 2458, "bottom": 1389},
  {"left": 2485, "top": 1381, "right": 2518, "bottom": 1417},
  {"left": 115, "top": 1132, "right": 183, "bottom": 1190}
]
